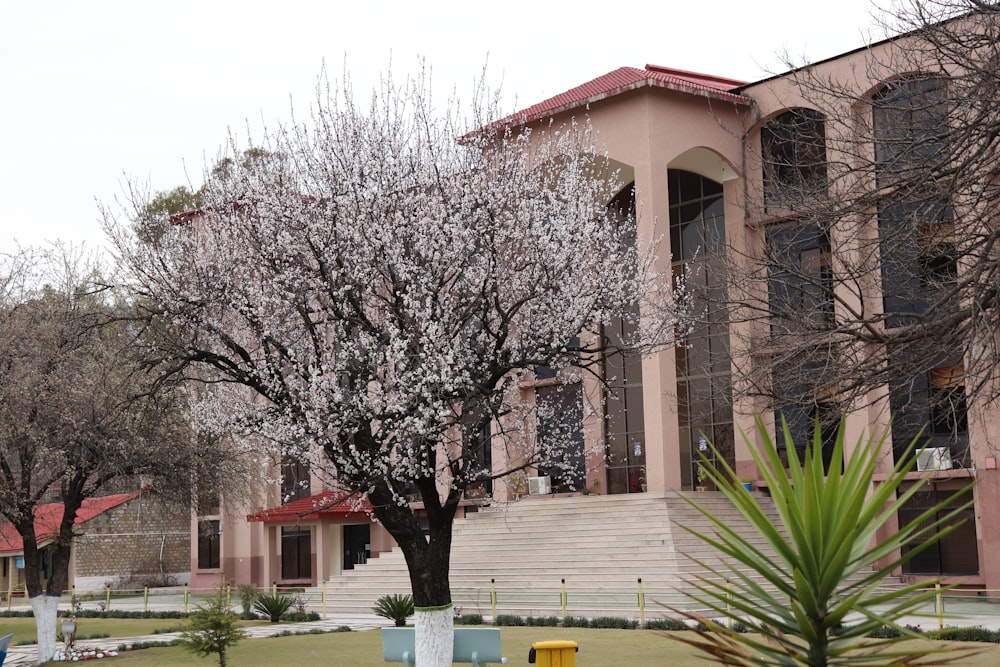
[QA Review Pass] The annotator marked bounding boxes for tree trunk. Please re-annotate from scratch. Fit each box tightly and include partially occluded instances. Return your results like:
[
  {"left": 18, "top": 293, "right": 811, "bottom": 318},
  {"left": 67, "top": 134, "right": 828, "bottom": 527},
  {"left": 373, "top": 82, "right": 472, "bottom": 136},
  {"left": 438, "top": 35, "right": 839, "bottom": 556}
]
[
  {"left": 368, "top": 480, "right": 457, "bottom": 667},
  {"left": 30, "top": 594, "right": 60, "bottom": 664},
  {"left": 415, "top": 605, "right": 454, "bottom": 667}
]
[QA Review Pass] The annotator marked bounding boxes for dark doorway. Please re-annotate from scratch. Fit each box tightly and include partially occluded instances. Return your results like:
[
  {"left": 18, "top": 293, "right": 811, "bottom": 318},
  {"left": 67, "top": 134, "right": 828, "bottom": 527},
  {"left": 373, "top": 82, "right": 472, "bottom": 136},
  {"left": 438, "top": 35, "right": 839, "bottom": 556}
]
[{"left": 343, "top": 524, "right": 371, "bottom": 570}]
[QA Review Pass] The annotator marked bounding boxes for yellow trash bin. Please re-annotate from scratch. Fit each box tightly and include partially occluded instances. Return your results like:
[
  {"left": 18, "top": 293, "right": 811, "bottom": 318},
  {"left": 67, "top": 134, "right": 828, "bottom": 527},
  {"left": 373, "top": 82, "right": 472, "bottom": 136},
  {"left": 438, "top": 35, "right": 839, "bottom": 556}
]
[{"left": 528, "top": 640, "right": 578, "bottom": 667}]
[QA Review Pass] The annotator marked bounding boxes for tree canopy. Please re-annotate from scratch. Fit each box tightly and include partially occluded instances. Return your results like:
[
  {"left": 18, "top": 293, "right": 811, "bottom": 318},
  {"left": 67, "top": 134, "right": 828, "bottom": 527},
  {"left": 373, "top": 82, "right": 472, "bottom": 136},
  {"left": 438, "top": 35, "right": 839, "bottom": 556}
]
[{"left": 105, "top": 71, "right": 689, "bottom": 666}]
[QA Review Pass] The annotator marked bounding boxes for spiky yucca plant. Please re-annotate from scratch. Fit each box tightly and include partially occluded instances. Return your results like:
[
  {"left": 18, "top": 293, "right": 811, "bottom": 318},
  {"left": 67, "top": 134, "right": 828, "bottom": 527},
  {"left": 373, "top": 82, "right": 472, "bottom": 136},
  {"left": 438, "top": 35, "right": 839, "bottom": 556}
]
[
  {"left": 252, "top": 593, "right": 294, "bottom": 623},
  {"left": 675, "top": 417, "right": 975, "bottom": 667},
  {"left": 373, "top": 593, "right": 415, "bottom": 627}
]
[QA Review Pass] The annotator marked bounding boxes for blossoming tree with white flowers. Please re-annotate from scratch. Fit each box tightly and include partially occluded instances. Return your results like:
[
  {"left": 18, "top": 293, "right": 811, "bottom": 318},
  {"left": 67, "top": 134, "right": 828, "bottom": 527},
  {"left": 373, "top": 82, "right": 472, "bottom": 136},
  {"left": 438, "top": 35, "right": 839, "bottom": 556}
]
[
  {"left": 106, "top": 71, "right": 688, "bottom": 666},
  {"left": 0, "top": 246, "right": 241, "bottom": 664}
]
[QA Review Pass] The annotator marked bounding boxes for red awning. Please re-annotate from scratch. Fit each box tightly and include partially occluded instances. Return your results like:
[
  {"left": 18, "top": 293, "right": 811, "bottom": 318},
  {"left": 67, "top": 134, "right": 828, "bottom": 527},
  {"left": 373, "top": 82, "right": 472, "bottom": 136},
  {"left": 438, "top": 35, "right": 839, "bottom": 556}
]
[{"left": 246, "top": 490, "right": 372, "bottom": 523}]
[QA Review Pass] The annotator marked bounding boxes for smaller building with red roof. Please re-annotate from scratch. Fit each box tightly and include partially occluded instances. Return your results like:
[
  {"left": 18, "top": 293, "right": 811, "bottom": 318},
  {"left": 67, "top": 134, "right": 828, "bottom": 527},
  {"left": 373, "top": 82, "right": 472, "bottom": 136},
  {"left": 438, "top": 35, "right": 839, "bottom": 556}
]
[{"left": 1, "top": 490, "right": 191, "bottom": 594}]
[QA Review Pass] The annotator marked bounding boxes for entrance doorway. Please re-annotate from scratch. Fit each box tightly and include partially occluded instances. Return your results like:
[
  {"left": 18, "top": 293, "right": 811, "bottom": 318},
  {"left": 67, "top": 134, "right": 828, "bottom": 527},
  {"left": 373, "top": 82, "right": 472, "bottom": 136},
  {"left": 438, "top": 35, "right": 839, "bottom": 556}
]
[{"left": 343, "top": 524, "right": 370, "bottom": 570}]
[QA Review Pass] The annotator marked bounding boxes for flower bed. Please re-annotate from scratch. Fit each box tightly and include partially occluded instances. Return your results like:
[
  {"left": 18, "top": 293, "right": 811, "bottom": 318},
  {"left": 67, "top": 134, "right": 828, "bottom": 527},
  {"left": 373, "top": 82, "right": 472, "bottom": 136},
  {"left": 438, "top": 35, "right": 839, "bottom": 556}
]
[{"left": 53, "top": 647, "right": 119, "bottom": 661}]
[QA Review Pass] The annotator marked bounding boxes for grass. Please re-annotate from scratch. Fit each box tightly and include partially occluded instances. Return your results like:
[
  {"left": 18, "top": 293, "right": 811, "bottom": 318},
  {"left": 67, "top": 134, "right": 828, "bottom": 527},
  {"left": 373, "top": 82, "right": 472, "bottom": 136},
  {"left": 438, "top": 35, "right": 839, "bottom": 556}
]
[
  {"left": 21, "top": 626, "right": 1000, "bottom": 667},
  {"left": 0, "top": 617, "right": 269, "bottom": 643}
]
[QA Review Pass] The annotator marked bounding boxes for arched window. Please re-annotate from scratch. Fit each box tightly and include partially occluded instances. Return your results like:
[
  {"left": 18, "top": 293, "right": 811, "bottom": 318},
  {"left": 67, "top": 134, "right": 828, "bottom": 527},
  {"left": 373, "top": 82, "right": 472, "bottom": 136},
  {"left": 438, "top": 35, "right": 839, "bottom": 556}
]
[{"left": 760, "top": 109, "right": 827, "bottom": 212}]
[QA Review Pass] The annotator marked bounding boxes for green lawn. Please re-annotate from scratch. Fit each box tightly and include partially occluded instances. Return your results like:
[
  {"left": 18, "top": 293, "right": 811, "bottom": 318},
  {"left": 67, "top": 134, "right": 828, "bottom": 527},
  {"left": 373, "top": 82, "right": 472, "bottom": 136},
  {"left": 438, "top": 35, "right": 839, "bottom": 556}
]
[
  {"left": 33, "top": 626, "right": 1000, "bottom": 667},
  {"left": 0, "top": 617, "right": 268, "bottom": 643}
]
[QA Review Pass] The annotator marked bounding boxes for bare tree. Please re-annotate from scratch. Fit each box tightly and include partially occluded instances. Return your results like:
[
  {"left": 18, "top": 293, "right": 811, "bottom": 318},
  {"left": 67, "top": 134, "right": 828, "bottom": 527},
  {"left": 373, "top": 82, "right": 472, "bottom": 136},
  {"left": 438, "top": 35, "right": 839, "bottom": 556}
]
[
  {"left": 104, "top": 71, "right": 688, "bottom": 665},
  {"left": 0, "top": 246, "right": 239, "bottom": 664},
  {"left": 722, "top": 0, "right": 1000, "bottom": 465}
]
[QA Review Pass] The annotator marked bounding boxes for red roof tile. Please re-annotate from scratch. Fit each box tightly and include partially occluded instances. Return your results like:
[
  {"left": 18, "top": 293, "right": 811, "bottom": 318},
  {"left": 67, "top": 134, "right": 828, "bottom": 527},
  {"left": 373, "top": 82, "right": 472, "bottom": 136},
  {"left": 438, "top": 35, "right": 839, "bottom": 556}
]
[
  {"left": 0, "top": 491, "right": 144, "bottom": 554},
  {"left": 246, "top": 490, "right": 372, "bottom": 523},
  {"left": 497, "top": 64, "right": 753, "bottom": 129}
]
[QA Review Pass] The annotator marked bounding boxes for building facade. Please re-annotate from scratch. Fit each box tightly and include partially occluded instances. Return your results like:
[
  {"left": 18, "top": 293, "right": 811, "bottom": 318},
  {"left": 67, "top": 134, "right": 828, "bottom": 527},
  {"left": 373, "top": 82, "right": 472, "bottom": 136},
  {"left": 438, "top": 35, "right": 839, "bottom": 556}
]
[{"left": 190, "top": 12, "right": 999, "bottom": 594}]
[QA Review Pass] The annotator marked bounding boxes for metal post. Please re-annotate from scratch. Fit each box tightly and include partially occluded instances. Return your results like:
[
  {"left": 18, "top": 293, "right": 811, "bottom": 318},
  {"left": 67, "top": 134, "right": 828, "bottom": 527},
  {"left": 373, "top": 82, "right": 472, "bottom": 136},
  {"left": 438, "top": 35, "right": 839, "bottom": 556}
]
[
  {"left": 183, "top": 584, "right": 189, "bottom": 614},
  {"left": 936, "top": 582, "right": 944, "bottom": 630},
  {"left": 322, "top": 580, "right": 328, "bottom": 618},
  {"left": 144, "top": 586, "right": 149, "bottom": 612},
  {"left": 105, "top": 584, "right": 111, "bottom": 611},
  {"left": 226, "top": 583, "right": 232, "bottom": 609},
  {"left": 560, "top": 579, "right": 567, "bottom": 620},
  {"left": 727, "top": 581, "right": 733, "bottom": 628},
  {"left": 638, "top": 578, "right": 645, "bottom": 626},
  {"left": 272, "top": 581, "right": 277, "bottom": 596},
  {"left": 490, "top": 578, "right": 497, "bottom": 622}
]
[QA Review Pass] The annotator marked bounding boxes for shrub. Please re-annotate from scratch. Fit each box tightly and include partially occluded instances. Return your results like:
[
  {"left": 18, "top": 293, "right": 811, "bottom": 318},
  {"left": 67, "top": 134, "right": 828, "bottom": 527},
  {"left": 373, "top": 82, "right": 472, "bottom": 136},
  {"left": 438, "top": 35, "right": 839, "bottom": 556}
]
[
  {"left": 281, "top": 611, "right": 321, "bottom": 622},
  {"left": 935, "top": 627, "right": 1000, "bottom": 643},
  {"left": 561, "top": 616, "right": 591, "bottom": 628},
  {"left": 181, "top": 588, "right": 246, "bottom": 667},
  {"left": 590, "top": 616, "right": 638, "bottom": 629},
  {"left": 455, "top": 613, "right": 484, "bottom": 625},
  {"left": 644, "top": 618, "right": 686, "bottom": 631},
  {"left": 253, "top": 593, "right": 295, "bottom": 623},
  {"left": 494, "top": 614, "right": 526, "bottom": 626},
  {"left": 526, "top": 616, "right": 560, "bottom": 627},
  {"left": 372, "top": 594, "right": 414, "bottom": 627},
  {"left": 237, "top": 584, "right": 259, "bottom": 620}
]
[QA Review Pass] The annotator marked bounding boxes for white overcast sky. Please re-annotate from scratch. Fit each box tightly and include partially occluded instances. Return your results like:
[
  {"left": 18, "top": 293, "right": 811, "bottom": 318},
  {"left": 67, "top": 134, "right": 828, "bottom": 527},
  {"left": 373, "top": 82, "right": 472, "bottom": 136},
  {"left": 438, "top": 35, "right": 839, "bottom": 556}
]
[{"left": 0, "top": 0, "right": 889, "bottom": 253}]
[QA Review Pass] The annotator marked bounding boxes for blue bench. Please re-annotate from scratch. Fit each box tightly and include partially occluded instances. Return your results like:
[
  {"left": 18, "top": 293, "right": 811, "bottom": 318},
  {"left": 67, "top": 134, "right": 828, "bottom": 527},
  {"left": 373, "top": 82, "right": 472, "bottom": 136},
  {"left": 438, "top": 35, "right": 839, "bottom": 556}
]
[
  {"left": 0, "top": 632, "right": 13, "bottom": 666},
  {"left": 381, "top": 627, "right": 507, "bottom": 666}
]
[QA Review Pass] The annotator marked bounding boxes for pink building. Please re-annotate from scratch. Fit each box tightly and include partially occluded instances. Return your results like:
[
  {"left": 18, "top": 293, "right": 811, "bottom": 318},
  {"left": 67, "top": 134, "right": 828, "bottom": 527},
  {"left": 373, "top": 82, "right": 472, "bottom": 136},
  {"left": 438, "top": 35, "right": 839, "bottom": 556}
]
[{"left": 191, "top": 12, "right": 999, "bottom": 594}]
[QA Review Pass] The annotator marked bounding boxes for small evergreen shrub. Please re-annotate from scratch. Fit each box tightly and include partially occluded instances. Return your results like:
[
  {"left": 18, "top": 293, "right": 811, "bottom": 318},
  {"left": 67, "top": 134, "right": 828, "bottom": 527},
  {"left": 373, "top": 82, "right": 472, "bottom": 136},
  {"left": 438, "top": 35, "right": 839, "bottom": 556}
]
[
  {"left": 455, "top": 613, "right": 484, "bottom": 625},
  {"left": 237, "top": 584, "right": 259, "bottom": 620},
  {"left": 644, "top": 618, "right": 686, "bottom": 631},
  {"left": 281, "top": 611, "right": 321, "bottom": 622},
  {"left": 561, "top": 616, "right": 591, "bottom": 628},
  {"left": 372, "top": 593, "right": 414, "bottom": 627},
  {"left": 253, "top": 593, "right": 295, "bottom": 623},
  {"left": 526, "top": 616, "right": 560, "bottom": 626},
  {"left": 181, "top": 588, "right": 247, "bottom": 667},
  {"left": 936, "top": 627, "right": 1000, "bottom": 643},
  {"left": 589, "top": 616, "right": 639, "bottom": 629},
  {"left": 494, "top": 614, "right": 527, "bottom": 626}
]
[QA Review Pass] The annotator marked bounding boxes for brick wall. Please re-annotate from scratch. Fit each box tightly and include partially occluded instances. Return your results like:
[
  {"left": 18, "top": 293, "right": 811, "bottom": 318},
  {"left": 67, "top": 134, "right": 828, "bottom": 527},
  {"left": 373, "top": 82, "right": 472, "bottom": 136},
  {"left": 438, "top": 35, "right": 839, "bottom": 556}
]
[{"left": 73, "top": 493, "right": 190, "bottom": 588}]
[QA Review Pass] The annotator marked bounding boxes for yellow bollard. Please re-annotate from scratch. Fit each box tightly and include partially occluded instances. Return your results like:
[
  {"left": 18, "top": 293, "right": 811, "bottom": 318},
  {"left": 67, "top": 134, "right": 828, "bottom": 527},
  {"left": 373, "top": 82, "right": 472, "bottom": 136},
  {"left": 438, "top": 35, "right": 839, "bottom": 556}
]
[
  {"left": 184, "top": 584, "right": 189, "bottom": 614},
  {"left": 936, "top": 582, "right": 944, "bottom": 630},
  {"left": 105, "top": 584, "right": 111, "bottom": 611},
  {"left": 144, "top": 586, "right": 149, "bottom": 612},
  {"left": 272, "top": 581, "right": 277, "bottom": 596},
  {"left": 226, "top": 583, "right": 232, "bottom": 609},
  {"left": 560, "top": 579, "right": 567, "bottom": 621},
  {"left": 727, "top": 581, "right": 733, "bottom": 628},
  {"left": 322, "top": 580, "right": 328, "bottom": 618},
  {"left": 637, "top": 578, "right": 645, "bottom": 626},
  {"left": 490, "top": 579, "right": 497, "bottom": 622}
]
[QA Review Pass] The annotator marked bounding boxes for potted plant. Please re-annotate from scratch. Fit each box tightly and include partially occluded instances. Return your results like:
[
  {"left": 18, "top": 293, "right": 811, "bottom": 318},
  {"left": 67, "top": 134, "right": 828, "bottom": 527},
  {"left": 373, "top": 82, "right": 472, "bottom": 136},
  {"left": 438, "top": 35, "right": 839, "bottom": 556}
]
[{"left": 696, "top": 464, "right": 711, "bottom": 491}]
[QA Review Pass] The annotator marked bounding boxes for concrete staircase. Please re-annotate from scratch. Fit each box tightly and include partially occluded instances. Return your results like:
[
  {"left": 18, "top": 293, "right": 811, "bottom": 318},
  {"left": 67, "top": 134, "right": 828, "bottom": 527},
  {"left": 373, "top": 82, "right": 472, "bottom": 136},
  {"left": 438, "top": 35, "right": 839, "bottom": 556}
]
[{"left": 318, "top": 491, "right": 812, "bottom": 619}]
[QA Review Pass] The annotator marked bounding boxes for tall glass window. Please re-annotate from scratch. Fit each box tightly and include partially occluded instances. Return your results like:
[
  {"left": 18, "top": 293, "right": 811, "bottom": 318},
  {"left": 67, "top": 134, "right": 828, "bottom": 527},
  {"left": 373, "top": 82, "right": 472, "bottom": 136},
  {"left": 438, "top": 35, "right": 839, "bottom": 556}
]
[
  {"left": 604, "top": 184, "right": 646, "bottom": 494},
  {"left": 669, "top": 170, "right": 734, "bottom": 488}
]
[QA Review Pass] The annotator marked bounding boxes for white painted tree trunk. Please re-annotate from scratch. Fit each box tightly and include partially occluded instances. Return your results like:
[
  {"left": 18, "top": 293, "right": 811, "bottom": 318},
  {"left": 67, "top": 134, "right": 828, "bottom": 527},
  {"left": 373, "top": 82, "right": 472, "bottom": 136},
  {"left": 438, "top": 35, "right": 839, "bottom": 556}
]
[
  {"left": 414, "top": 605, "right": 453, "bottom": 667},
  {"left": 30, "top": 594, "right": 60, "bottom": 664}
]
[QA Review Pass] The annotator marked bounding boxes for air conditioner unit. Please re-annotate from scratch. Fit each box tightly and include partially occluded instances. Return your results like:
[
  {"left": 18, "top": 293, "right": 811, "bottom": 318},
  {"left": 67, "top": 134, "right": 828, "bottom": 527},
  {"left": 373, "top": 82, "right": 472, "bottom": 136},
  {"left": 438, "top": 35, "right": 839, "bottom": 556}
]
[
  {"left": 528, "top": 476, "right": 552, "bottom": 495},
  {"left": 916, "top": 446, "right": 953, "bottom": 472}
]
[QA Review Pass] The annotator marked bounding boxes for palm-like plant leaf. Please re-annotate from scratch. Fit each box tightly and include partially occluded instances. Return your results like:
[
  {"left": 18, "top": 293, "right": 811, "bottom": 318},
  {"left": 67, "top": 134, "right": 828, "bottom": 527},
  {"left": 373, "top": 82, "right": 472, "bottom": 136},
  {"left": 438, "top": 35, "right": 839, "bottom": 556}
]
[
  {"left": 252, "top": 593, "right": 295, "bottom": 623},
  {"left": 671, "top": 416, "right": 977, "bottom": 666},
  {"left": 372, "top": 593, "right": 415, "bottom": 627}
]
